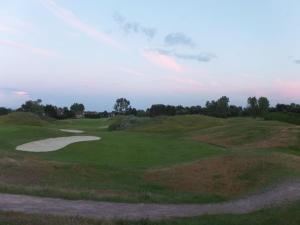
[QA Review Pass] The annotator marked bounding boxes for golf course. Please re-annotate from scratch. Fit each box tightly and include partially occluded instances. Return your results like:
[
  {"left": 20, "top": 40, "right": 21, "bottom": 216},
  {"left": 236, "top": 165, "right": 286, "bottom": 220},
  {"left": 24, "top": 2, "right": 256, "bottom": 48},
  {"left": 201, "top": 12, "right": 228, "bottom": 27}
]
[{"left": 0, "top": 112, "right": 299, "bottom": 224}]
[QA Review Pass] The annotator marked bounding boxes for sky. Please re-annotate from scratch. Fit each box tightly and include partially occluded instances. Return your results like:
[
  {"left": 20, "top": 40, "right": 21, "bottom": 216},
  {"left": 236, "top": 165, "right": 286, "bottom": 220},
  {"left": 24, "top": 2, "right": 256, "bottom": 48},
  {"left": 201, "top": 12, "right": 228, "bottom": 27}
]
[{"left": 0, "top": 0, "right": 300, "bottom": 111}]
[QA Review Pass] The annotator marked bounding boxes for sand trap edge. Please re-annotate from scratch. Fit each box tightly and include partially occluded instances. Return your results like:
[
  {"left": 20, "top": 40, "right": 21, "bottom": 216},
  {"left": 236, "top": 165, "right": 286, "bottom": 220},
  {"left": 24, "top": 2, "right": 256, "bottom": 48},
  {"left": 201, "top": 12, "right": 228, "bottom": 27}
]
[
  {"left": 60, "top": 129, "right": 84, "bottom": 133},
  {"left": 16, "top": 136, "right": 101, "bottom": 152}
]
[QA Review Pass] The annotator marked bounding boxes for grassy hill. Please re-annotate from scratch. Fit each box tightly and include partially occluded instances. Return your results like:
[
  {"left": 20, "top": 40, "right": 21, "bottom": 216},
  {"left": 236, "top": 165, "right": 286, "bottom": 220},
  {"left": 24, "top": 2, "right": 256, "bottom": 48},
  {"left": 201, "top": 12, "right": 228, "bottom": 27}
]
[{"left": 0, "top": 112, "right": 48, "bottom": 126}]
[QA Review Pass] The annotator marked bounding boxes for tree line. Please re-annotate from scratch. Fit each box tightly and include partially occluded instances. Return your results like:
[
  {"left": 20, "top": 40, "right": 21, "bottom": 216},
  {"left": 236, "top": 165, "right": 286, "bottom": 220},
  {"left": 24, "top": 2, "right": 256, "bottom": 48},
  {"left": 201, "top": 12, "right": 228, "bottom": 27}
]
[{"left": 0, "top": 96, "right": 299, "bottom": 119}]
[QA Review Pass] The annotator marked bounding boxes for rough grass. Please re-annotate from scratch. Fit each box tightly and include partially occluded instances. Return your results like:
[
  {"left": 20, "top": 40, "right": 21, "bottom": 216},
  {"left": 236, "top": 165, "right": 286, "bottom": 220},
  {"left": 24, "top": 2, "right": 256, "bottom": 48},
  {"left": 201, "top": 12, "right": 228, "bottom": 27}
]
[
  {"left": 0, "top": 112, "right": 48, "bottom": 126},
  {"left": 0, "top": 156, "right": 225, "bottom": 203},
  {"left": 145, "top": 152, "right": 300, "bottom": 198},
  {"left": 193, "top": 118, "right": 300, "bottom": 149},
  {"left": 0, "top": 201, "right": 300, "bottom": 225}
]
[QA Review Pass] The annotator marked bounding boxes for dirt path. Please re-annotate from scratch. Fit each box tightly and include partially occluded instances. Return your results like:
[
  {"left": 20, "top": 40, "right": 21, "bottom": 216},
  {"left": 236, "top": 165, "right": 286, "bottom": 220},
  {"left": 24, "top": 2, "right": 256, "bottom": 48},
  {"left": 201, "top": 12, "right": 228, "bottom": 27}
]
[{"left": 0, "top": 182, "right": 299, "bottom": 220}]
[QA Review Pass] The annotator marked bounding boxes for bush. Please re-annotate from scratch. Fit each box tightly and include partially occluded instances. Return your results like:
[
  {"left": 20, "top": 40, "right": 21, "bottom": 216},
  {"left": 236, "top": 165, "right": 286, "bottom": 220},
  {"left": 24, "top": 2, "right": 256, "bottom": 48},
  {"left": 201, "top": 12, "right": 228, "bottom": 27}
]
[
  {"left": 264, "top": 112, "right": 300, "bottom": 125},
  {"left": 108, "top": 116, "right": 150, "bottom": 131}
]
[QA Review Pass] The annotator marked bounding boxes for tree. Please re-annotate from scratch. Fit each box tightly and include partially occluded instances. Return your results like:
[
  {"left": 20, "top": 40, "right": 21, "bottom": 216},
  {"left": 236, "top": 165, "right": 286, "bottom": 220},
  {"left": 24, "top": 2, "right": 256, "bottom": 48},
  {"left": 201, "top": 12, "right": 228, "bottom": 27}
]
[
  {"left": 127, "top": 107, "right": 137, "bottom": 116},
  {"left": 258, "top": 97, "right": 270, "bottom": 115},
  {"left": 20, "top": 99, "right": 44, "bottom": 115},
  {"left": 216, "top": 96, "right": 230, "bottom": 118},
  {"left": 247, "top": 97, "right": 259, "bottom": 117},
  {"left": 70, "top": 103, "right": 85, "bottom": 117},
  {"left": 189, "top": 106, "right": 202, "bottom": 114},
  {"left": 114, "top": 98, "right": 130, "bottom": 114},
  {"left": 63, "top": 107, "right": 75, "bottom": 119},
  {"left": 0, "top": 107, "right": 11, "bottom": 116},
  {"left": 229, "top": 105, "right": 243, "bottom": 117},
  {"left": 205, "top": 96, "right": 230, "bottom": 118},
  {"left": 149, "top": 104, "right": 176, "bottom": 117},
  {"left": 44, "top": 104, "right": 58, "bottom": 118}
]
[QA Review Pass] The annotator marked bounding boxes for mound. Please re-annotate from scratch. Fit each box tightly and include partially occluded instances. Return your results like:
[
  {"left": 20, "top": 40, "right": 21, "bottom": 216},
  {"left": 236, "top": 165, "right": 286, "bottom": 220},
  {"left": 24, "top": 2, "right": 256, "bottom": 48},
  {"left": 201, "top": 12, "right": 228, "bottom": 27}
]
[
  {"left": 0, "top": 112, "right": 48, "bottom": 126},
  {"left": 145, "top": 153, "right": 300, "bottom": 198},
  {"left": 193, "top": 118, "right": 300, "bottom": 149},
  {"left": 109, "top": 115, "right": 223, "bottom": 132}
]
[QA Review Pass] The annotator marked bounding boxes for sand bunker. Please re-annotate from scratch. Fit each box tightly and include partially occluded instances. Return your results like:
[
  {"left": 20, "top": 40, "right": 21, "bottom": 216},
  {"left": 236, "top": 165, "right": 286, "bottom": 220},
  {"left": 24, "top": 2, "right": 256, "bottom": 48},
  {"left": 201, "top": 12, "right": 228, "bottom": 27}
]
[
  {"left": 60, "top": 129, "right": 84, "bottom": 133},
  {"left": 16, "top": 136, "right": 100, "bottom": 152}
]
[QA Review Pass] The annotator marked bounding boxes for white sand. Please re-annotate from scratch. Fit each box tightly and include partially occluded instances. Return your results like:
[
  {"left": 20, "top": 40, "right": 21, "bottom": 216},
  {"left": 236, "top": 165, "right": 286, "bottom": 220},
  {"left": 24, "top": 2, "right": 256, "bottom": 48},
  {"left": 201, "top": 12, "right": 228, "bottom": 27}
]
[
  {"left": 16, "top": 136, "right": 101, "bottom": 152},
  {"left": 60, "top": 129, "right": 84, "bottom": 133}
]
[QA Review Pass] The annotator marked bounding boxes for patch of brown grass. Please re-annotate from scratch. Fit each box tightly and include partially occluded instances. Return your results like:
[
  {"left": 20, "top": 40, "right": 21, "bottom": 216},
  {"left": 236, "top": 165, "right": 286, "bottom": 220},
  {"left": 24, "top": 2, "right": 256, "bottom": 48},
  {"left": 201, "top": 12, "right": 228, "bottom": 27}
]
[
  {"left": 250, "top": 127, "right": 299, "bottom": 149},
  {"left": 0, "top": 157, "right": 131, "bottom": 200},
  {"left": 193, "top": 134, "right": 237, "bottom": 147},
  {"left": 193, "top": 126, "right": 300, "bottom": 149},
  {"left": 145, "top": 153, "right": 300, "bottom": 198}
]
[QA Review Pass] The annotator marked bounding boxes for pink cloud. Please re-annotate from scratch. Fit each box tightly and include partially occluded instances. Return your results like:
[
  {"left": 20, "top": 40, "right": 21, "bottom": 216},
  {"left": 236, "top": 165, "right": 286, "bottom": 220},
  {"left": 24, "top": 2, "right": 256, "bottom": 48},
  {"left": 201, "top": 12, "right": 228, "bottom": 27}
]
[
  {"left": 43, "top": 0, "right": 122, "bottom": 49},
  {"left": 0, "top": 39, "right": 58, "bottom": 57},
  {"left": 13, "top": 91, "right": 28, "bottom": 97},
  {"left": 143, "top": 50, "right": 184, "bottom": 73}
]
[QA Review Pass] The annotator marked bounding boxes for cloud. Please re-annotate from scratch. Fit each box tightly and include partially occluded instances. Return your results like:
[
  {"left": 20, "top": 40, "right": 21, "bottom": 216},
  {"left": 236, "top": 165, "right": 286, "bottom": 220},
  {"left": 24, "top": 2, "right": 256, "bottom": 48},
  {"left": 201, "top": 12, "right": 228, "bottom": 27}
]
[
  {"left": 153, "top": 48, "right": 216, "bottom": 63},
  {"left": 0, "top": 39, "right": 58, "bottom": 57},
  {"left": 42, "top": 0, "right": 122, "bottom": 49},
  {"left": 164, "top": 32, "right": 195, "bottom": 47},
  {"left": 294, "top": 59, "right": 300, "bottom": 64},
  {"left": 113, "top": 12, "right": 156, "bottom": 39},
  {"left": 13, "top": 91, "right": 29, "bottom": 96},
  {"left": 0, "top": 16, "right": 35, "bottom": 35},
  {"left": 0, "top": 88, "right": 30, "bottom": 108},
  {"left": 142, "top": 50, "right": 184, "bottom": 73},
  {"left": 174, "top": 52, "right": 216, "bottom": 62}
]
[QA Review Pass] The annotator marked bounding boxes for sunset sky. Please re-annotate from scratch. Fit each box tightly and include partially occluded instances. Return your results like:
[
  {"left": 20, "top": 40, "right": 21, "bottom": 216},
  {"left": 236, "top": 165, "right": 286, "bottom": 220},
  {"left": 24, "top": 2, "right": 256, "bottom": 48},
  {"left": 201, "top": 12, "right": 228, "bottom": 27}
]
[{"left": 0, "top": 0, "right": 299, "bottom": 110}]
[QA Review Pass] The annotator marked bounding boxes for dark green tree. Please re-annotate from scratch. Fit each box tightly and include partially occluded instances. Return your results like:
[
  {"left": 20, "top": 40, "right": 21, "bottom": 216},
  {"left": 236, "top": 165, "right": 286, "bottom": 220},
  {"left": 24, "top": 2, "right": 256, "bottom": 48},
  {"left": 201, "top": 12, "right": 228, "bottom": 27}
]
[
  {"left": 20, "top": 99, "right": 44, "bottom": 115},
  {"left": 44, "top": 104, "right": 58, "bottom": 118},
  {"left": 114, "top": 98, "right": 130, "bottom": 114},
  {"left": 258, "top": 97, "right": 270, "bottom": 115},
  {"left": 247, "top": 97, "right": 259, "bottom": 117},
  {"left": 70, "top": 103, "right": 85, "bottom": 117}
]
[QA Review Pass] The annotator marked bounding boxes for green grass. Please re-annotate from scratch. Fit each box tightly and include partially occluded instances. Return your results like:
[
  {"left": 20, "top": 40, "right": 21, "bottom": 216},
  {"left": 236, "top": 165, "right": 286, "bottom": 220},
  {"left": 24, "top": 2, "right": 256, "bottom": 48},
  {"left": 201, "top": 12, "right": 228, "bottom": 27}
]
[
  {"left": 0, "top": 112, "right": 48, "bottom": 126},
  {"left": 40, "top": 131, "right": 224, "bottom": 169},
  {"left": 0, "top": 201, "right": 300, "bottom": 225},
  {"left": 0, "top": 112, "right": 299, "bottom": 204},
  {"left": 0, "top": 125, "right": 66, "bottom": 154}
]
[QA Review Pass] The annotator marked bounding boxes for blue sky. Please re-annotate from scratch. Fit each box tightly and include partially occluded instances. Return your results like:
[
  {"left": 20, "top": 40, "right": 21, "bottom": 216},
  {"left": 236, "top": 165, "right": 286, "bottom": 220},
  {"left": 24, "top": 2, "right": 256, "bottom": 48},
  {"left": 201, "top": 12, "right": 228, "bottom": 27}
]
[{"left": 0, "top": 0, "right": 299, "bottom": 110}]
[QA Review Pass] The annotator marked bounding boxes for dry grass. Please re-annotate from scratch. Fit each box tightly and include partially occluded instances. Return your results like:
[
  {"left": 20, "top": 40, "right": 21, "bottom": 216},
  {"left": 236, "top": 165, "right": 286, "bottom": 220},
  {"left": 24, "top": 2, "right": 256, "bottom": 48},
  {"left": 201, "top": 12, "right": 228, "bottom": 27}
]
[
  {"left": 0, "top": 157, "right": 132, "bottom": 200},
  {"left": 250, "top": 127, "right": 299, "bottom": 149},
  {"left": 145, "top": 153, "right": 300, "bottom": 198},
  {"left": 193, "top": 125, "right": 300, "bottom": 149}
]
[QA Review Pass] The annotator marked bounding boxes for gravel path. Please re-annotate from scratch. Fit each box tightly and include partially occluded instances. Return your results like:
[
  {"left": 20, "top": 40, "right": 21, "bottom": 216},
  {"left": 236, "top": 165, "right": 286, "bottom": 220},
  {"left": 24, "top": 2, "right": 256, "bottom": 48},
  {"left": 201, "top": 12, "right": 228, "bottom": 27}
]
[
  {"left": 16, "top": 136, "right": 100, "bottom": 152},
  {"left": 0, "top": 181, "right": 299, "bottom": 220}
]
